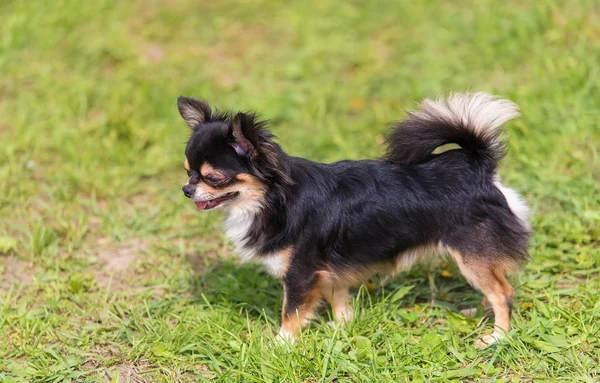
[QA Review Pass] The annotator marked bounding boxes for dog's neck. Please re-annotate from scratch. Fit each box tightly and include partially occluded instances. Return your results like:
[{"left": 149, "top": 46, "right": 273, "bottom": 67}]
[
  {"left": 224, "top": 201, "right": 263, "bottom": 262},
  {"left": 223, "top": 179, "right": 289, "bottom": 261}
]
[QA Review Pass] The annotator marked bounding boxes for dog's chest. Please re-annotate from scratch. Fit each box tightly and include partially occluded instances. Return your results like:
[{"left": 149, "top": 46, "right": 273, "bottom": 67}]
[
  {"left": 224, "top": 209, "right": 288, "bottom": 278},
  {"left": 224, "top": 209, "right": 257, "bottom": 261}
]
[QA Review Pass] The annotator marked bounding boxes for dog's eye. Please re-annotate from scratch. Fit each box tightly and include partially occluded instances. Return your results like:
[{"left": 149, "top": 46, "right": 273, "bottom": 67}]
[{"left": 204, "top": 174, "right": 226, "bottom": 185}]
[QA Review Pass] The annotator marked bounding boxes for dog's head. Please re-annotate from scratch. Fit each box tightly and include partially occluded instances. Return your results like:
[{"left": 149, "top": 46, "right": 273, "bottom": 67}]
[{"left": 178, "top": 96, "right": 289, "bottom": 212}]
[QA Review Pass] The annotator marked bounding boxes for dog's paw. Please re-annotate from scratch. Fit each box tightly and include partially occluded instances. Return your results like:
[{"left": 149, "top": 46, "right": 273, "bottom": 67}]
[
  {"left": 275, "top": 328, "right": 295, "bottom": 345},
  {"left": 327, "top": 320, "right": 339, "bottom": 328},
  {"left": 460, "top": 307, "right": 478, "bottom": 318},
  {"left": 475, "top": 334, "right": 501, "bottom": 348},
  {"left": 327, "top": 316, "right": 352, "bottom": 328}
]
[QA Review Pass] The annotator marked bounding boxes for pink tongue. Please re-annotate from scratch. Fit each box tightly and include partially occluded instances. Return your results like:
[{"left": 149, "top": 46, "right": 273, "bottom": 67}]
[{"left": 195, "top": 201, "right": 210, "bottom": 210}]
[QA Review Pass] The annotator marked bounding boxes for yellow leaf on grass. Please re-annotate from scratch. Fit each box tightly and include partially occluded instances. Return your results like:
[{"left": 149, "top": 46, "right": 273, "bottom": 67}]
[
  {"left": 350, "top": 99, "right": 364, "bottom": 110},
  {"left": 364, "top": 282, "right": 377, "bottom": 293}
]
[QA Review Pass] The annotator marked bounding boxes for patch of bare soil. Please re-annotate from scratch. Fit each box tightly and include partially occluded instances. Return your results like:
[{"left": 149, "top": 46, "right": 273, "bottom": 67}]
[
  {"left": 94, "top": 238, "right": 146, "bottom": 287},
  {"left": 84, "top": 346, "right": 150, "bottom": 382},
  {"left": 0, "top": 122, "right": 12, "bottom": 135},
  {"left": 141, "top": 43, "right": 165, "bottom": 63},
  {"left": 111, "top": 363, "right": 149, "bottom": 383},
  {"left": 84, "top": 346, "right": 214, "bottom": 382},
  {"left": 98, "top": 240, "right": 140, "bottom": 273},
  {"left": 92, "top": 238, "right": 169, "bottom": 299},
  {"left": 0, "top": 256, "right": 33, "bottom": 289}
]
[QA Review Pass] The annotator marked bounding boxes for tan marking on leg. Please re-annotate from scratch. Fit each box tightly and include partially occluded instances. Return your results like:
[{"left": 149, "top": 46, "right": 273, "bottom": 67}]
[
  {"left": 481, "top": 296, "right": 491, "bottom": 312},
  {"left": 280, "top": 280, "right": 323, "bottom": 340},
  {"left": 491, "top": 268, "right": 514, "bottom": 333},
  {"left": 448, "top": 248, "right": 515, "bottom": 348},
  {"left": 278, "top": 247, "right": 293, "bottom": 278},
  {"left": 320, "top": 284, "right": 353, "bottom": 322},
  {"left": 277, "top": 283, "right": 290, "bottom": 341}
]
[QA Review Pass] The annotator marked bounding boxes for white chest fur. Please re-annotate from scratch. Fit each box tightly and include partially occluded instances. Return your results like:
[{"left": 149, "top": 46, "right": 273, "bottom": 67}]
[
  {"left": 224, "top": 207, "right": 258, "bottom": 262},
  {"left": 224, "top": 206, "right": 289, "bottom": 278}
]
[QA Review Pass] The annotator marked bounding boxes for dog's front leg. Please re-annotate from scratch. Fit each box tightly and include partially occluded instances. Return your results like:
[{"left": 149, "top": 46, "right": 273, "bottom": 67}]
[{"left": 277, "top": 270, "right": 323, "bottom": 342}]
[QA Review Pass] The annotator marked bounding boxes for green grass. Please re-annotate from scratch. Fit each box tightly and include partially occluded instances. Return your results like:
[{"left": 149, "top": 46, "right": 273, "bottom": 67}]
[{"left": 1, "top": 0, "right": 599, "bottom": 381}]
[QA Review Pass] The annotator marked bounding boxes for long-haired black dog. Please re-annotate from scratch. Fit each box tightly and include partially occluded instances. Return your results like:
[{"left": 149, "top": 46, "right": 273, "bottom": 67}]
[{"left": 178, "top": 92, "right": 530, "bottom": 347}]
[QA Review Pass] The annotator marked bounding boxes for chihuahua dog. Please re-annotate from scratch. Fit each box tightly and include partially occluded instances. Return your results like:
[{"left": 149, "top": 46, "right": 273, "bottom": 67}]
[{"left": 178, "top": 92, "right": 530, "bottom": 347}]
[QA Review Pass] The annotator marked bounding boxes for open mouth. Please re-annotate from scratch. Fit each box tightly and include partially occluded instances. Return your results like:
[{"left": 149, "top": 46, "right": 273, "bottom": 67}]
[{"left": 194, "top": 192, "right": 239, "bottom": 210}]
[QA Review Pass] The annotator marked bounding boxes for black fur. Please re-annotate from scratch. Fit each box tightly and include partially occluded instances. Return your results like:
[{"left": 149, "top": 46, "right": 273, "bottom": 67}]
[
  {"left": 385, "top": 113, "right": 505, "bottom": 176},
  {"left": 178, "top": 93, "right": 531, "bottom": 338}
]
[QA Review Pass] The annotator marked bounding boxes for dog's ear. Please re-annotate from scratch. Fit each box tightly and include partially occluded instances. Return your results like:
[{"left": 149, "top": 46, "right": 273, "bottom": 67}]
[
  {"left": 177, "top": 96, "right": 211, "bottom": 129},
  {"left": 229, "top": 113, "right": 259, "bottom": 159},
  {"left": 228, "top": 112, "right": 292, "bottom": 183}
]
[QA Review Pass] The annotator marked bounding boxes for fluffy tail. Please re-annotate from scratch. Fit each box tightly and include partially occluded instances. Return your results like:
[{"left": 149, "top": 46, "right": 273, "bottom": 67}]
[{"left": 385, "top": 92, "right": 520, "bottom": 174}]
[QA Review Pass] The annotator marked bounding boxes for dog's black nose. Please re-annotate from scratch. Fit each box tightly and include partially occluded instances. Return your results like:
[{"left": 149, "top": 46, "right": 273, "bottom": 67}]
[{"left": 182, "top": 184, "right": 195, "bottom": 198}]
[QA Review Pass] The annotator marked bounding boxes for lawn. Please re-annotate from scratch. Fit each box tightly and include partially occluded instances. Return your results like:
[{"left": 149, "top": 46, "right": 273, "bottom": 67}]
[{"left": 1, "top": 0, "right": 599, "bottom": 381}]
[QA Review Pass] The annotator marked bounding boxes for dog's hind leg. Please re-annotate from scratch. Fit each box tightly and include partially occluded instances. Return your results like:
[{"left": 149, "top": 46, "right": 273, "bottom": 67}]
[
  {"left": 320, "top": 283, "right": 353, "bottom": 324},
  {"left": 448, "top": 248, "right": 515, "bottom": 348},
  {"left": 460, "top": 296, "right": 493, "bottom": 318}
]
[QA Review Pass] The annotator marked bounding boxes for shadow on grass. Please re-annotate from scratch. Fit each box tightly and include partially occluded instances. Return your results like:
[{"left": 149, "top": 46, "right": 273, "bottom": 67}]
[
  {"left": 187, "top": 255, "right": 283, "bottom": 320},
  {"left": 186, "top": 253, "right": 484, "bottom": 323}
]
